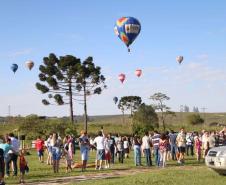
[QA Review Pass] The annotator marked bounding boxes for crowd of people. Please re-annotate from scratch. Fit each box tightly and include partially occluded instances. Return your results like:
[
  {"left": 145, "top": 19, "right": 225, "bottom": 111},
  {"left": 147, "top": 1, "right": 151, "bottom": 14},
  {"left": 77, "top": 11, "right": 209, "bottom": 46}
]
[{"left": 0, "top": 127, "right": 226, "bottom": 185}]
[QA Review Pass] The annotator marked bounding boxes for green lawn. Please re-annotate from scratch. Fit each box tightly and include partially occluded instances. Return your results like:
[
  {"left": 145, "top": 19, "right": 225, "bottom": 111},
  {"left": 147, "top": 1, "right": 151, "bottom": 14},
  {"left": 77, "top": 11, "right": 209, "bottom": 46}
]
[
  {"left": 4, "top": 149, "right": 226, "bottom": 185},
  {"left": 74, "top": 166, "right": 226, "bottom": 185}
]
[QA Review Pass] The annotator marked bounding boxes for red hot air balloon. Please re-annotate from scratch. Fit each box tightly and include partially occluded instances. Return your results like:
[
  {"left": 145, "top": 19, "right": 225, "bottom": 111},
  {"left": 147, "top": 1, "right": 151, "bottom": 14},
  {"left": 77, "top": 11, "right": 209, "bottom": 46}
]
[
  {"left": 135, "top": 69, "right": 142, "bottom": 77},
  {"left": 118, "top": 73, "right": 126, "bottom": 83}
]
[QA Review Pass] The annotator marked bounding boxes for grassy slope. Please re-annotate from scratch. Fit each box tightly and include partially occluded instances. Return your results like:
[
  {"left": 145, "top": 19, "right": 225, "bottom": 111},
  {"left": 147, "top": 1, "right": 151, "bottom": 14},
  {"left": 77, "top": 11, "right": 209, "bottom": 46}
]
[{"left": 1, "top": 112, "right": 226, "bottom": 136}]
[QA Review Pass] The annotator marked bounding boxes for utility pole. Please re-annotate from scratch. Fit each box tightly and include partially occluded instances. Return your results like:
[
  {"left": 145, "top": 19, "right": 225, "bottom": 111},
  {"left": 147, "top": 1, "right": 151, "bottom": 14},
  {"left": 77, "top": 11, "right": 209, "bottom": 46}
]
[{"left": 201, "top": 107, "right": 207, "bottom": 124}]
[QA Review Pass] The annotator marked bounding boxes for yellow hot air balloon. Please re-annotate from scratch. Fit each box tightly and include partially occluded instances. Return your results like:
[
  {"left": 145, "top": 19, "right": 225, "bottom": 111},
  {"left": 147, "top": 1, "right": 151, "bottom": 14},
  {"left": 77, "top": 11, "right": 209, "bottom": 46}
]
[{"left": 25, "top": 60, "right": 34, "bottom": 70}]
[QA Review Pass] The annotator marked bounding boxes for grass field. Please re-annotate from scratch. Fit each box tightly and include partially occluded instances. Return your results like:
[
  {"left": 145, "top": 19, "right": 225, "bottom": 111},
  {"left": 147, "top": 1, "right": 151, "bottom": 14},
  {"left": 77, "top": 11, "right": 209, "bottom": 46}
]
[{"left": 3, "top": 149, "right": 226, "bottom": 185}]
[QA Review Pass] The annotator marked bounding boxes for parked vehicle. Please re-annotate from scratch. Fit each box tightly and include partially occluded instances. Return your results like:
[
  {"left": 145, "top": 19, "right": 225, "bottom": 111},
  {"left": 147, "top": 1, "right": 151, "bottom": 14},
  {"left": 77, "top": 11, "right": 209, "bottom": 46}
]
[{"left": 205, "top": 146, "right": 226, "bottom": 175}]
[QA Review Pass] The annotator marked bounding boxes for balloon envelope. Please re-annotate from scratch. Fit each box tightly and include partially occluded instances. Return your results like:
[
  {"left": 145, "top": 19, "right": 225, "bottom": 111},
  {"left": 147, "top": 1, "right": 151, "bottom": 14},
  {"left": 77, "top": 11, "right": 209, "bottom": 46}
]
[
  {"left": 113, "top": 97, "right": 118, "bottom": 104},
  {"left": 176, "top": 56, "right": 183, "bottom": 64},
  {"left": 118, "top": 73, "right": 126, "bottom": 83},
  {"left": 114, "top": 17, "right": 141, "bottom": 51},
  {"left": 135, "top": 69, "right": 142, "bottom": 77},
  {"left": 11, "top": 64, "right": 18, "bottom": 73},
  {"left": 26, "top": 60, "right": 34, "bottom": 70}
]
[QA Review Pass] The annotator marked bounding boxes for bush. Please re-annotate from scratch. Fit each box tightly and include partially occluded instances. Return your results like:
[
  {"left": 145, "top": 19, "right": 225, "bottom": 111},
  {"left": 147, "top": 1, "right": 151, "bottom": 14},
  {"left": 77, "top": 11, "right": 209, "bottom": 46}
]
[
  {"left": 186, "top": 114, "right": 204, "bottom": 125},
  {"left": 18, "top": 117, "right": 77, "bottom": 140}
]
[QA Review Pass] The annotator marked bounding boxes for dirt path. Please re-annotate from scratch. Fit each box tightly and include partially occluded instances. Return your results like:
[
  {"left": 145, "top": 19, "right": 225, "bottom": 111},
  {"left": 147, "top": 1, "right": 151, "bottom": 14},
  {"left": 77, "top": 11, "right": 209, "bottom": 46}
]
[{"left": 26, "top": 166, "right": 203, "bottom": 185}]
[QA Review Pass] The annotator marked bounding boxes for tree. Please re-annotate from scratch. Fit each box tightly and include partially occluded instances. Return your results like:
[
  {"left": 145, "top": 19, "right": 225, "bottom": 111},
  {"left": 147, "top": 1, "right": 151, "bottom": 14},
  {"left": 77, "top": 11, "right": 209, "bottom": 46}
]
[
  {"left": 150, "top": 92, "right": 175, "bottom": 131},
  {"left": 36, "top": 53, "right": 80, "bottom": 123},
  {"left": 184, "top": 105, "right": 190, "bottom": 112},
  {"left": 75, "top": 57, "right": 106, "bottom": 132},
  {"left": 132, "top": 104, "right": 159, "bottom": 135},
  {"left": 117, "top": 96, "right": 142, "bottom": 117},
  {"left": 186, "top": 114, "right": 204, "bottom": 125},
  {"left": 193, "top": 106, "right": 199, "bottom": 113}
]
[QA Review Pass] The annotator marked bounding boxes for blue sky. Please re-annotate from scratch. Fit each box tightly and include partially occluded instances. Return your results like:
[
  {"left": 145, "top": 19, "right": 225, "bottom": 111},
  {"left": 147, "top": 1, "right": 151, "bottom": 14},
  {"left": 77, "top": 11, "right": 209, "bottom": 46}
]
[{"left": 0, "top": 0, "right": 226, "bottom": 116}]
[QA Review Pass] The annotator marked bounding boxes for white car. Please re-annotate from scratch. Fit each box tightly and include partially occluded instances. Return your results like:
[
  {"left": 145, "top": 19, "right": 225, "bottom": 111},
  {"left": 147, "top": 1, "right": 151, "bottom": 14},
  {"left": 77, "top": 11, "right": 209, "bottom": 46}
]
[{"left": 205, "top": 146, "right": 226, "bottom": 175}]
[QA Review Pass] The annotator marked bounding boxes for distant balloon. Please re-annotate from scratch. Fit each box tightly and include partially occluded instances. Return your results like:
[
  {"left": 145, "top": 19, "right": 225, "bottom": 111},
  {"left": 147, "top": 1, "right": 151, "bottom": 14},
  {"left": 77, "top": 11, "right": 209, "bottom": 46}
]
[
  {"left": 11, "top": 64, "right": 18, "bottom": 73},
  {"left": 176, "top": 56, "right": 184, "bottom": 64},
  {"left": 114, "top": 17, "right": 141, "bottom": 52},
  {"left": 135, "top": 69, "right": 142, "bottom": 77},
  {"left": 113, "top": 97, "right": 118, "bottom": 104},
  {"left": 118, "top": 73, "right": 126, "bottom": 83},
  {"left": 25, "top": 60, "right": 34, "bottom": 70}
]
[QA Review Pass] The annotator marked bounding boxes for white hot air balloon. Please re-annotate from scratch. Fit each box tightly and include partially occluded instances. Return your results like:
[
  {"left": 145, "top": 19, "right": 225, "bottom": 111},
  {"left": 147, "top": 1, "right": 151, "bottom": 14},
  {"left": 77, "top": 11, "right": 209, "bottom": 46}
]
[
  {"left": 25, "top": 60, "right": 34, "bottom": 70},
  {"left": 176, "top": 56, "right": 183, "bottom": 64}
]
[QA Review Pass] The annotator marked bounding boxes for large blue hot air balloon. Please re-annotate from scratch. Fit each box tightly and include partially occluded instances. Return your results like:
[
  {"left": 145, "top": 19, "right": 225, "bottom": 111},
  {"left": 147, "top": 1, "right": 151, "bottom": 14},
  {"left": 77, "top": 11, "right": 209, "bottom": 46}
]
[
  {"left": 11, "top": 64, "right": 18, "bottom": 73},
  {"left": 113, "top": 97, "right": 118, "bottom": 104},
  {"left": 114, "top": 17, "right": 141, "bottom": 52}
]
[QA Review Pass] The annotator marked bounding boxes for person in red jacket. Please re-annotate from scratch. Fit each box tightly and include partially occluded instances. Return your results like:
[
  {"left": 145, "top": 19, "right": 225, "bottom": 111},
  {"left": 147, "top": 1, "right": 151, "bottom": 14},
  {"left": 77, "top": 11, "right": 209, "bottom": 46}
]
[{"left": 35, "top": 136, "right": 45, "bottom": 163}]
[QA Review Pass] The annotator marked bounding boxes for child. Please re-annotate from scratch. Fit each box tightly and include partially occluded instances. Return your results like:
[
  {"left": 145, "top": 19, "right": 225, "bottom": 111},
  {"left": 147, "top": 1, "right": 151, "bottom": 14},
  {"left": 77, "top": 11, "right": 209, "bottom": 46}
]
[
  {"left": 19, "top": 150, "right": 28, "bottom": 184},
  {"left": 63, "top": 148, "right": 72, "bottom": 173},
  {"left": 195, "top": 137, "right": 202, "bottom": 162}
]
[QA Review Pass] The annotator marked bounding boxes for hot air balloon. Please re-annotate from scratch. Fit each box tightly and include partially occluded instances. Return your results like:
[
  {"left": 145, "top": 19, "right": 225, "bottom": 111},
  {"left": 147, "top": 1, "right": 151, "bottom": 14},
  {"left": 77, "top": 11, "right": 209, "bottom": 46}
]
[
  {"left": 114, "top": 17, "right": 141, "bottom": 52},
  {"left": 135, "top": 69, "right": 142, "bottom": 77},
  {"left": 118, "top": 73, "right": 126, "bottom": 83},
  {"left": 11, "top": 64, "right": 18, "bottom": 73},
  {"left": 25, "top": 60, "right": 34, "bottom": 70},
  {"left": 113, "top": 97, "right": 118, "bottom": 104},
  {"left": 176, "top": 56, "right": 184, "bottom": 64}
]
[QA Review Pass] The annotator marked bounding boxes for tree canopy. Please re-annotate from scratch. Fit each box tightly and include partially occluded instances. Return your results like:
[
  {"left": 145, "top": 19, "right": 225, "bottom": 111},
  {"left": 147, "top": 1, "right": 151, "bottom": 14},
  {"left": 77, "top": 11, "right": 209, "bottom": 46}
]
[{"left": 132, "top": 103, "right": 159, "bottom": 135}]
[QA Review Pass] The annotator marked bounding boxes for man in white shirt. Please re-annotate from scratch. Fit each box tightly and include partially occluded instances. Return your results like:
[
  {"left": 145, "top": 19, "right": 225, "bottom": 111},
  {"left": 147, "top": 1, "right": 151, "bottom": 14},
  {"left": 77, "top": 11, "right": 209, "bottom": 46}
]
[
  {"left": 142, "top": 131, "right": 152, "bottom": 166},
  {"left": 93, "top": 131, "right": 105, "bottom": 170}
]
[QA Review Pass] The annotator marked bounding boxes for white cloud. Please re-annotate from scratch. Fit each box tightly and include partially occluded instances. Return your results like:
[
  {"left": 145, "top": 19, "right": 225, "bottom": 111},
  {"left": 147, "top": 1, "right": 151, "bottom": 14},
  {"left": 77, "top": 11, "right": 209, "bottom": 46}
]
[{"left": 8, "top": 48, "right": 33, "bottom": 58}]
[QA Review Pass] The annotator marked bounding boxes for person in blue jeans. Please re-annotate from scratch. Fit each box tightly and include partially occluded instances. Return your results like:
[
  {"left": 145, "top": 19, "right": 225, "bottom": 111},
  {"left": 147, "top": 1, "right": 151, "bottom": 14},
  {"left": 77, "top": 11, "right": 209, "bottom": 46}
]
[
  {"left": 142, "top": 131, "right": 152, "bottom": 166},
  {"left": 169, "top": 130, "right": 178, "bottom": 160},
  {"left": 152, "top": 131, "right": 160, "bottom": 166},
  {"left": 133, "top": 135, "right": 141, "bottom": 166}
]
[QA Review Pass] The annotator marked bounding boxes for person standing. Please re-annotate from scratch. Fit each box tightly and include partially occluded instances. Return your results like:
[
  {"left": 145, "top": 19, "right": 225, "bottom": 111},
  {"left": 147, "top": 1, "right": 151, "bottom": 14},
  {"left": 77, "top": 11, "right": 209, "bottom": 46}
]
[
  {"left": 159, "top": 133, "right": 168, "bottom": 168},
  {"left": 35, "top": 136, "right": 45, "bottom": 163},
  {"left": 152, "top": 131, "right": 161, "bottom": 167},
  {"left": 51, "top": 133, "right": 62, "bottom": 173},
  {"left": 45, "top": 133, "right": 53, "bottom": 165},
  {"left": 19, "top": 149, "right": 28, "bottom": 184},
  {"left": 104, "top": 136, "right": 111, "bottom": 168},
  {"left": 209, "top": 131, "right": 216, "bottom": 149},
  {"left": 195, "top": 136, "right": 202, "bottom": 162},
  {"left": 176, "top": 128, "right": 186, "bottom": 165},
  {"left": 202, "top": 131, "right": 210, "bottom": 158},
  {"left": 0, "top": 147, "right": 4, "bottom": 185},
  {"left": 6, "top": 133, "right": 20, "bottom": 177},
  {"left": 123, "top": 137, "right": 129, "bottom": 159},
  {"left": 116, "top": 136, "right": 124, "bottom": 163},
  {"left": 186, "top": 132, "right": 194, "bottom": 156},
  {"left": 79, "top": 130, "right": 90, "bottom": 172},
  {"left": 108, "top": 133, "right": 116, "bottom": 164},
  {"left": 169, "top": 130, "right": 177, "bottom": 160},
  {"left": 142, "top": 131, "right": 152, "bottom": 167},
  {"left": 93, "top": 131, "right": 105, "bottom": 170},
  {"left": 133, "top": 135, "right": 142, "bottom": 166}
]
